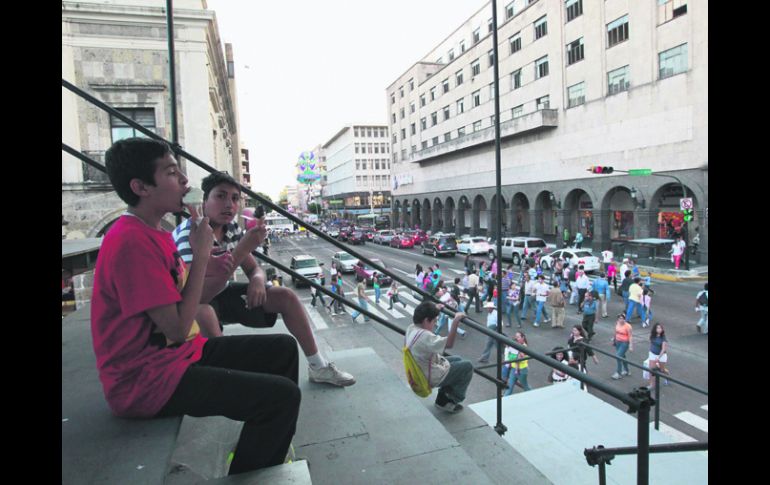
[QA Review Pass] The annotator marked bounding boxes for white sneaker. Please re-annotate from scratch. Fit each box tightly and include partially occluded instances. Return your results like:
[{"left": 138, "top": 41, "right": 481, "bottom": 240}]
[
  {"left": 611, "top": 373, "right": 622, "bottom": 380},
  {"left": 434, "top": 401, "right": 464, "bottom": 414},
  {"left": 308, "top": 362, "right": 356, "bottom": 387}
]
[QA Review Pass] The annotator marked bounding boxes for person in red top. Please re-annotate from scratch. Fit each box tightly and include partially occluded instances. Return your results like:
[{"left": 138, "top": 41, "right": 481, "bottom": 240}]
[
  {"left": 611, "top": 313, "right": 634, "bottom": 379},
  {"left": 92, "top": 138, "right": 300, "bottom": 475}
]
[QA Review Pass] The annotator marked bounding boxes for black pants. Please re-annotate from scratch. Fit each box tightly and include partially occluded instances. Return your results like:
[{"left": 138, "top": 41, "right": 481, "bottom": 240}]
[
  {"left": 577, "top": 288, "right": 587, "bottom": 312},
  {"left": 311, "top": 288, "right": 326, "bottom": 307},
  {"left": 467, "top": 288, "right": 481, "bottom": 312},
  {"left": 582, "top": 314, "right": 596, "bottom": 339},
  {"left": 210, "top": 283, "right": 279, "bottom": 327},
  {"left": 157, "top": 335, "right": 301, "bottom": 475}
]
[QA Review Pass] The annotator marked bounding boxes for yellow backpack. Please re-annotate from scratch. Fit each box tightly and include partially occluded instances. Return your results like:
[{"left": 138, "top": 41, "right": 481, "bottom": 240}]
[{"left": 403, "top": 330, "right": 432, "bottom": 398}]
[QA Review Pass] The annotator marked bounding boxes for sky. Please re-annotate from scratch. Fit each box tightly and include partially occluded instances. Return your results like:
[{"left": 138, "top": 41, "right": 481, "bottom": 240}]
[{"left": 206, "top": 0, "right": 488, "bottom": 200}]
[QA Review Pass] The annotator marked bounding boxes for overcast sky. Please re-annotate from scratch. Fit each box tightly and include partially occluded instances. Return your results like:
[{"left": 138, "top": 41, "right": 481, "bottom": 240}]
[{"left": 206, "top": 0, "right": 487, "bottom": 200}]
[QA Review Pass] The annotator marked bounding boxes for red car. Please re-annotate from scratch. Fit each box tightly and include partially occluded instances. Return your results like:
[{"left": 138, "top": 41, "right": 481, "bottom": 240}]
[
  {"left": 390, "top": 234, "right": 414, "bottom": 249},
  {"left": 405, "top": 230, "right": 428, "bottom": 245}
]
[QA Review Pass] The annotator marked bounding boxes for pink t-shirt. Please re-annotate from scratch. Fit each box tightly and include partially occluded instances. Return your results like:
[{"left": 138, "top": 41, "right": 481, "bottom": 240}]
[
  {"left": 91, "top": 216, "right": 207, "bottom": 417},
  {"left": 607, "top": 265, "right": 617, "bottom": 277}
]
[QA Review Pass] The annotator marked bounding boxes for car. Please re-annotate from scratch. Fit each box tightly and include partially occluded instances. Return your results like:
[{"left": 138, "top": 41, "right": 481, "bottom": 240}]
[
  {"left": 407, "top": 229, "right": 428, "bottom": 245},
  {"left": 373, "top": 230, "right": 396, "bottom": 245},
  {"left": 540, "top": 249, "right": 601, "bottom": 273},
  {"left": 289, "top": 255, "right": 323, "bottom": 288},
  {"left": 327, "top": 227, "right": 340, "bottom": 238},
  {"left": 338, "top": 228, "right": 351, "bottom": 241},
  {"left": 331, "top": 251, "right": 358, "bottom": 273},
  {"left": 354, "top": 258, "right": 393, "bottom": 286},
  {"left": 457, "top": 236, "right": 492, "bottom": 255},
  {"left": 487, "top": 237, "right": 551, "bottom": 265},
  {"left": 363, "top": 229, "right": 375, "bottom": 241},
  {"left": 348, "top": 231, "right": 366, "bottom": 245},
  {"left": 421, "top": 234, "right": 457, "bottom": 257},
  {"left": 389, "top": 234, "right": 415, "bottom": 249}
]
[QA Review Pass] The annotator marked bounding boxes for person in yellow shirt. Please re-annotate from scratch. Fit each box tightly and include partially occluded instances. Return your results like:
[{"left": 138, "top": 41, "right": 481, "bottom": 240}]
[
  {"left": 503, "top": 331, "right": 532, "bottom": 396},
  {"left": 625, "top": 277, "right": 646, "bottom": 323}
]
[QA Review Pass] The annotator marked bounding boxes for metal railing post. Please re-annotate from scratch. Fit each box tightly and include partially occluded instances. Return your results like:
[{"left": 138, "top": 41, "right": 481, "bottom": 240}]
[
  {"left": 631, "top": 387, "right": 654, "bottom": 485},
  {"left": 654, "top": 375, "right": 661, "bottom": 430}
]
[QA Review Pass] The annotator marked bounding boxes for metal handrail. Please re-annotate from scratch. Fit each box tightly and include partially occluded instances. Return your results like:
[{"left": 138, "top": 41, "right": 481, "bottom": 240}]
[{"left": 584, "top": 441, "right": 708, "bottom": 485}]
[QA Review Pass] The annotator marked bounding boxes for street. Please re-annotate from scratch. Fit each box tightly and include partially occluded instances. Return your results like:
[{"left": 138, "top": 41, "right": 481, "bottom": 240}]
[{"left": 255, "top": 231, "right": 708, "bottom": 444}]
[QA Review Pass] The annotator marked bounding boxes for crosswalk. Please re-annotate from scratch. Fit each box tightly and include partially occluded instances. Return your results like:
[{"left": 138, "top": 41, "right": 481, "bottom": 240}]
[
  {"left": 653, "top": 403, "right": 708, "bottom": 447},
  {"left": 301, "top": 288, "right": 424, "bottom": 331}
]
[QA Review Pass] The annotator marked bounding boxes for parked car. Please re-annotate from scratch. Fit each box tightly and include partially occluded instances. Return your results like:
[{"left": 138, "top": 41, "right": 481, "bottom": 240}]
[
  {"left": 457, "top": 236, "right": 491, "bottom": 255},
  {"left": 373, "top": 230, "right": 396, "bottom": 245},
  {"left": 390, "top": 234, "right": 415, "bottom": 249},
  {"left": 289, "top": 255, "right": 323, "bottom": 288},
  {"left": 338, "top": 228, "right": 351, "bottom": 241},
  {"left": 331, "top": 251, "right": 358, "bottom": 273},
  {"left": 354, "top": 258, "right": 393, "bottom": 286},
  {"left": 421, "top": 234, "right": 457, "bottom": 257},
  {"left": 540, "top": 249, "right": 601, "bottom": 273},
  {"left": 487, "top": 237, "right": 551, "bottom": 265},
  {"left": 348, "top": 231, "right": 366, "bottom": 245}
]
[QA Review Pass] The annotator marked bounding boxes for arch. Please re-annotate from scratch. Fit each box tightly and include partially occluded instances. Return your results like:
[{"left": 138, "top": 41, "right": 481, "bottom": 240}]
[
  {"left": 601, "top": 186, "right": 635, "bottom": 240},
  {"left": 88, "top": 208, "right": 126, "bottom": 238},
  {"left": 649, "top": 182, "right": 699, "bottom": 240},
  {"left": 393, "top": 200, "right": 401, "bottom": 229},
  {"left": 422, "top": 198, "right": 432, "bottom": 231},
  {"left": 564, "top": 188, "right": 596, "bottom": 244},
  {"left": 457, "top": 195, "right": 471, "bottom": 235},
  {"left": 432, "top": 197, "right": 443, "bottom": 233},
  {"left": 402, "top": 199, "right": 412, "bottom": 228},
  {"left": 472, "top": 195, "right": 487, "bottom": 236},
  {"left": 444, "top": 197, "right": 456, "bottom": 233},
  {"left": 510, "top": 193, "right": 530, "bottom": 235},
  {"left": 488, "top": 194, "right": 509, "bottom": 239},
  {"left": 533, "top": 191, "right": 556, "bottom": 237}
]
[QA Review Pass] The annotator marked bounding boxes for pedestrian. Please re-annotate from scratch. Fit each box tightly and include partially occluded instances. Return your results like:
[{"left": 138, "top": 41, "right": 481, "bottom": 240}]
[
  {"left": 581, "top": 291, "right": 598, "bottom": 340},
  {"left": 607, "top": 261, "right": 618, "bottom": 295},
  {"left": 326, "top": 275, "right": 339, "bottom": 314},
  {"left": 521, "top": 273, "right": 537, "bottom": 321},
  {"left": 695, "top": 282, "right": 708, "bottom": 334},
  {"left": 406, "top": 302, "right": 471, "bottom": 414},
  {"left": 642, "top": 288, "right": 654, "bottom": 327},
  {"left": 600, "top": 247, "right": 614, "bottom": 273},
  {"left": 506, "top": 280, "right": 523, "bottom": 328},
  {"left": 619, "top": 259, "right": 630, "bottom": 286},
  {"left": 625, "top": 277, "right": 646, "bottom": 323},
  {"left": 631, "top": 260, "right": 640, "bottom": 279},
  {"left": 670, "top": 236, "right": 686, "bottom": 270},
  {"left": 547, "top": 280, "right": 566, "bottom": 328},
  {"left": 478, "top": 261, "right": 487, "bottom": 282},
  {"left": 567, "top": 324, "right": 599, "bottom": 373},
  {"left": 484, "top": 271, "right": 497, "bottom": 303},
  {"left": 464, "top": 253, "right": 474, "bottom": 273},
  {"left": 533, "top": 274, "right": 551, "bottom": 327},
  {"left": 647, "top": 323, "right": 670, "bottom": 388},
  {"left": 575, "top": 266, "right": 590, "bottom": 313},
  {"left": 372, "top": 272, "right": 382, "bottom": 305},
  {"left": 574, "top": 230, "right": 583, "bottom": 249},
  {"left": 619, "top": 270, "right": 633, "bottom": 307},
  {"left": 560, "top": 262, "right": 571, "bottom": 296},
  {"left": 568, "top": 264, "right": 579, "bottom": 306},
  {"left": 691, "top": 228, "right": 700, "bottom": 256},
  {"left": 548, "top": 347, "right": 571, "bottom": 384},
  {"left": 503, "top": 331, "right": 531, "bottom": 396},
  {"left": 467, "top": 269, "right": 481, "bottom": 313},
  {"left": 310, "top": 263, "right": 327, "bottom": 308},
  {"left": 350, "top": 280, "right": 371, "bottom": 323},
  {"left": 562, "top": 227, "right": 571, "bottom": 248},
  {"left": 387, "top": 281, "right": 408, "bottom": 310},
  {"left": 414, "top": 264, "right": 425, "bottom": 297},
  {"left": 477, "top": 302, "right": 500, "bottom": 363},
  {"left": 611, "top": 314, "right": 634, "bottom": 379},
  {"left": 593, "top": 272, "right": 610, "bottom": 318}
]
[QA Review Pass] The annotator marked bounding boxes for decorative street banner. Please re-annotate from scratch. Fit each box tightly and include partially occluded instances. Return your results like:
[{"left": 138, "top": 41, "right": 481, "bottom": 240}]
[{"left": 297, "top": 151, "right": 321, "bottom": 184}]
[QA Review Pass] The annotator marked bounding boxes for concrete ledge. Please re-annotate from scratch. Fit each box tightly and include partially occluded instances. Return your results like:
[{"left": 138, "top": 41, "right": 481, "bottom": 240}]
[{"left": 195, "top": 461, "right": 311, "bottom": 484}]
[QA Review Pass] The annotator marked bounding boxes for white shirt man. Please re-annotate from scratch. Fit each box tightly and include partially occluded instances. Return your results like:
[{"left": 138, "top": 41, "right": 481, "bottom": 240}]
[
  {"left": 535, "top": 280, "right": 550, "bottom": 302},
  {"left": 576, "top": 272, "right": 590, "bottom": 290},
  {"left": 601, "top": 249, "right": 613, "bottom": 264}
]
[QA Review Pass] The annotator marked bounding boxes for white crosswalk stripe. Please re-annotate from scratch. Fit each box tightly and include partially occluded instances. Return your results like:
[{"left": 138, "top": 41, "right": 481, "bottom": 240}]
[
  {"left": 399, "top": 292, "right": 424, "bottom": 306},
  {"left": 700, "top": 404, "right": 708, "bottom": 411},
  {"left": 303, "top": 302, "right": 328, "bottom": 330},
  {"left": 651, "top": 422, "right": 697, "bottom": 443},
  {"left": 374, "top": 298, "right": 411, "bottom": 319},
  {"left": 674, "top": 411, "right": 708, "bottom": 433}
]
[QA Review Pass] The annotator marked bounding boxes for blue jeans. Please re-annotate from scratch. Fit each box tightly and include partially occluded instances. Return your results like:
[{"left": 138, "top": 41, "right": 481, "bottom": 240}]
[
  {"left": 521, "top": 295, "right": 536, "bottom": 319},
  {"left": 479, "top": 330, "right": 499, "bottom": 361},
  {"left": 504, "top": 301, "right": 521, "bottom": 326},
  {"left": 434, "top": 313, "right": 449, "bottom": 334},
  {"left": 374, "top": 287, "right": 381, "bottom": 304},
  {"left": 351, "top": 297, "right": 370, "bottom": 321},
  {"left": 622, "top": 290, "right": 630, "bottom": 308},
  {"left": 503, "top": 366, "right": 530, "bottom": 396},
  {"left": 535, "top": 301, "right": 550, "bottom": 323},
  {"left": 439, "top": 355, "right": 474, "bottom": 403},
  {"left": 697, "top": 306, "right": 708, "bottom": 334},
  {"left": 615, "top": 341, "right": 630, "bottom": 374},
  {"left": 626, "top": 300, "right": 646, "bottom": 322}
]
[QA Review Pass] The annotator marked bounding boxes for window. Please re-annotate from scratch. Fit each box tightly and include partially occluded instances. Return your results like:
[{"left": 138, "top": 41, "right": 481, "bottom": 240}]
[
  {"left": 391, "top": 113, "right": 396, "bottom": 124},
  {"left": 565, "top": 0, "right": 583, "bottom": 23},
  {"left": 536, "top": 95, "right": 550, "bottom": 110},
  {"left": 509, "top": 33, "right": 521, "bottom": 54},
  {"left": 473, "top": 120, "right": 483, "bottom": 132},
  {"left": 567, "top": 38, "right": 584, "bottom": 65},
  {"left": 392, "top": 134, "right": 397, "bottom": 143},
  {"left": 456, "top": 70, "right": 464, "bottom": 86},
  {"left": 535, "top": 55, "right": 549, "bottom": 79},
  {"left": 400, "top": 108, "right": 405, "bottom": 119},
  {"left": 512, "top": 105, "right": 523, "bottom": 118},
  {"left": 658, "top": 0, "right": 687, "bottom": 24},
  {"left": 473, "top": 28, "right": 481, "bottom": 44},
  {"left": 607, "top": 15, "right": 629, "bottom": 48},
  {"left": 356, "top": 160, "right": 361, "bottom": 170},
  {"left": 448, "top": 49, "right": 455, "bottom": 61},
  {"left": 409, "top": 78, "right": 414, "bottom": 91},
  {"left": 391, "top": 94, "right": 395, "bottom": 104},
  {"left": 460, "top": 40, "right": 466, "bottom": 53},
  {"left": 456, "top": 98, "right": 465, "bottom": 114},
  {"left": 488, "top": 49, "right": 495, "bottom": 67},
  {"left": 410, "top": 102, "right": 415, "bottom": 113},
  {"left": 506, "top": 1, "right": 516, "bottom": 19},
  {"left": 410, "top": 123, "right": 416, "bottom": 135},
  {"left": 534, "top": 16, "right": 548, "bottom": 40},
  {"left": 458, "top": 126, "right": 466, "bottom": 137},
  {"left": 490, "top": 114, "right": 496, "bottom": 125},
  {"left": 442, "top": 78, "right": 450, "bottom": 94},
  {"left": 489, "top": 83, "right": 495, "bottom": 99},
  {"left": 399, "top": 86, "right": 404, "bottom": 98},
  {"left": 355, "top": 143, "right": 360, "bottom": 154},
  {"left": 400, "top": 150, "right": 406, "bottom": 161},
  {"left": 422, "top": 141, "right": 428, "bottom": 149},
  {"left": 471, "top": 59, "right": 480, "bottom": 77},
  {"left": 607, "top": 65, "right": 630, "bottom": 94},
  {"left": 374, "top": 144, "right": 380, "bottom": 154},
  {"left": 111, "top": 108, "right": 156, "bottom": 142},
  {"left": 436, "top": 57, "right": 443, "bottom": 64},
  {"left": 367, "top": 127, "right": 372, "bottom": 137},
  {"left": 567, "top": 82, "right": 586, "bottom": 108},
  {"left": 354, "top": 127, "right": 360, "bottom": 137},
  {"left": 444, "top": 132, "right": 452, "bottom": 143},
  {"left": 432, "top": 136, "right": 439, "bottom": 146},
  {"left": 421, "top": 118, "right": 427, "bottom": 130},
  {"left": 411, "top": 145, "right": 416, "bottom": 153},
  {"left": 430, "top": 87, "right": 436, "bottom": 101},
  {"left": 472, "top": 90, "right": 481, "bottom": 107},
  {"left": 401, "top": 128, "right": 406, "bottom": 138},
  {"left": 511, "top": 69, "right": 521, "bottom": 89},
  {"left": 431, "top": 112, "right": 438, "bottom": 125},
  {"left": 488, "top": 18, "right": 494, "bottom": 33},
  {"left": 420, "top": 94, "right": 426, "bottom": 107},
  {"left": 443, "top": 105, "right": 450, "bottom": 120},
  {"left": 373, "top": 128, "right": 379, "bottom": 137},
  {"left": 659, "top": 43, "right": 688, "bottom": 79}
]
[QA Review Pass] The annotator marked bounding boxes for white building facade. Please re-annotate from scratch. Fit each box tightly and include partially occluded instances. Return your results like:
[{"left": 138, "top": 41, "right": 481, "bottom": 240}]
[
  {"left": 322, "top": 125, "right": 392, "bottom": 221},
  {"left": 387, "top": 0, "right": 707, "bottom": 262}
]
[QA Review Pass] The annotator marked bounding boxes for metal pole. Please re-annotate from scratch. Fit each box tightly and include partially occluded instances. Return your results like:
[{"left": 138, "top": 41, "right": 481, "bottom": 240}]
[
  {"left": 165, "top": 0, "right": 178, "bottom": 144},
  {"left": 634, "top": 387, "right": 652, "bottom": 485},
  {"left": 654, "top": 375, "right": 660, "bottom": 430},
  {"left": 599, "top": 462, "right": 607, "bottom": 485}
]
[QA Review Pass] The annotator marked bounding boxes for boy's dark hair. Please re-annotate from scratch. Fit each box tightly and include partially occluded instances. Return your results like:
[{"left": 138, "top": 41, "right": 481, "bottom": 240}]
[
  {"left": 413, "top": 301, "right": 440, "bottom": 324},
  {"left": 202, "top": 171, "right": 240, "bottom": 201},
  {"left": 105, "top": 137, "right": 171, "bottom": 207},
  {"left": 454, "top": 277, "right": 461, "bottom": 284}
]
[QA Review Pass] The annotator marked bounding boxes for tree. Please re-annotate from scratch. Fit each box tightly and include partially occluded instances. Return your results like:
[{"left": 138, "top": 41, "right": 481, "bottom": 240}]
[
  {"left": 308, "top": 202, "right": 321, "bottom": 214},
  {"left": 246, "top": 191, "right": 274, "bottom": 213}
]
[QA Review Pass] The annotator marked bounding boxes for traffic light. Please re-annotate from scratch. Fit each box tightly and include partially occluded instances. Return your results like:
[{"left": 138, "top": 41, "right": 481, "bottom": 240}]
[
  {"left": 587, "top": 166, "right": 614, "bottom": 174},
  {"left": 682, "top": 209, "right": 693, "bottom": 222}
]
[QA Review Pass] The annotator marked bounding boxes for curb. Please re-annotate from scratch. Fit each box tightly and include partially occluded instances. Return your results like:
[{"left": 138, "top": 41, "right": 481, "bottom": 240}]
[{"left": 647, "top": 272, "right": 708, "bottom": 282}]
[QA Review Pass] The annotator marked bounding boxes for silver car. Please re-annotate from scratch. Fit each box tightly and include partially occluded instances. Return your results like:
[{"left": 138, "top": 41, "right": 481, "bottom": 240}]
[{"left": 332, "top": 251, "right": 358, "bottom": 273}]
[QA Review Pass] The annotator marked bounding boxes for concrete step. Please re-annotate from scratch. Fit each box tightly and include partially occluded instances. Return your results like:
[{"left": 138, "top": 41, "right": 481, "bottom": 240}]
[{"left": 198, "top": 461, "right": 310, "bottom": 484}]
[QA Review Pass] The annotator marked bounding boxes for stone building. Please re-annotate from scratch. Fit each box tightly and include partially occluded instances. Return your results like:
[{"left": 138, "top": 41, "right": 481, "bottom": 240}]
[
  {"left": 386, "top": 0, "right": 707, "bottom": 262},
  {"left": 62, "top": 0, "right": 242, "bottom": 238}
]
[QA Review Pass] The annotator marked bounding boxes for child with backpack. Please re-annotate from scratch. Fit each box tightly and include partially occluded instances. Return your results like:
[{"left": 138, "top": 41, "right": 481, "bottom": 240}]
[{"left": 404, "top": 302, "right": 471, "bottom": 413}]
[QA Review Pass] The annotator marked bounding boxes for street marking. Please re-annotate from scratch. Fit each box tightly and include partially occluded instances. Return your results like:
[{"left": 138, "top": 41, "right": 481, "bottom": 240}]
[
  {"left": 392, "top": 267, "right": 412, "bottom": 276},
  {"left": 700, "top": 405, "right": 708, "bottom": 412},
  {"left": 374, "top": 298, "right": 409, "bottom": 318},
  {"left": 674, "top": 411, "right": 708, "bottom": 433},
  {"left": 449, "top": 269, "right": 466, "bottom": 275},
  {"left": 399, "top": 292, "right": 424, "bottom": 306},
  {"left": 650, "top": 421, "right": 697, "bottom": 443},
  {"left": 303, "top": 302, "right": 328, "bottom": 330}
]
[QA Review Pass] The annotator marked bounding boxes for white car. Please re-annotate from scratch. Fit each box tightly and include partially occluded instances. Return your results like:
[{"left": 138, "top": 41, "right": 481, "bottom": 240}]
[
  {"left": 327, "top": 228, "right": 340, "bottom": 238},
  {"left": 457, "top": 237, "right": 492, "bottom": 255},
  {"left": 373, "top": 230, "right": 396, "bottom": 244},
  {"left": 289, "top": 255, "right": 324, "bottom": 287},
  {"left": 331, "top": 251, "right": 358, "bottom": 273},
  {"left": 540, "top": 249, "right": 601, "bottom": 273}
]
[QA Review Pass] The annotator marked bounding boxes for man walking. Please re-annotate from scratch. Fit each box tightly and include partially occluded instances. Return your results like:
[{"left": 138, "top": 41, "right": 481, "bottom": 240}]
[
  {"left": 593, "top": 272, "right": 610, "bottom": 318},
  {"left": 547, "top": 280, "right": 566, "bottom": 328},
  {"left": 581, "top": 291, "right": 598, "bottom": 339},
  {"left": 350, "top": 280, "right": 371, "bottom": 323},
  {"left": 466, "top": 270, "right": 481, "bottom": 313},
  {"left": 574, "top": 230, "right": 584, "bottom": 249},
  {"left": 533, "top": 275, "right": 551, "bottom": 327},
  {"left": 575, "top": 267, "right": 590, "bottom": 314},
  {"left": 563, "top": 227, "right": 571, "bottom": 248},
  {"left": 626, "top": 277, "right": 646, "bottom": 324}
]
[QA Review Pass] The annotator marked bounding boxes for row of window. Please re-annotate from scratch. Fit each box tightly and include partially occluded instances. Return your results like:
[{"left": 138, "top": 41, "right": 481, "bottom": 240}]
[
  {"left": 354, "top": 159, "right": 391, "bottom": 171},
  {"left": 355, "top": 175, "right": 389, "bottom": 186},
  {"left": 353, "top": 126, "right": 388, "bottom": 138},
  {"left": 354, "top": 142, "right": 390, "bottom": 154}
]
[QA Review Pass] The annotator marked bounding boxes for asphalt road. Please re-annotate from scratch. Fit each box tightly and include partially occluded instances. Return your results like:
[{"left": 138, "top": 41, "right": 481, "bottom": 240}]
[{"left": 258, "top": 232, "right": 708, "bottom": 444}]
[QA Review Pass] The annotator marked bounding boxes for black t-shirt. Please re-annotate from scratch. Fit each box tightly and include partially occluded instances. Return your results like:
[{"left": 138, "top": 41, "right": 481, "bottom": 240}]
[{"left": 619, "top": 277, "right": 633, "bottom": 293}]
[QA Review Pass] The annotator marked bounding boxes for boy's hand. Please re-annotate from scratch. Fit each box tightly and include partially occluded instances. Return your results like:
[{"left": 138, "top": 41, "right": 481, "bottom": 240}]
[
  {"left": 453, "top": 311, "right": 466, "bottom": 322},
  {"left": 189, "top": 215, "right": 214, "bottom": 259},
  {"left": 206, "top": 248, "right": 234, "bottom": 277},
  {"left": 243, "top": 216, "right": 268, "bottom": 248}
]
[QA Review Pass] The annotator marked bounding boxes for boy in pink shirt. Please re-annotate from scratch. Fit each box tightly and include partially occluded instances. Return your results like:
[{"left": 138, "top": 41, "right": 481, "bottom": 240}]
[{"left": 91, "top": 138, "right": 300, "bottom": 475}]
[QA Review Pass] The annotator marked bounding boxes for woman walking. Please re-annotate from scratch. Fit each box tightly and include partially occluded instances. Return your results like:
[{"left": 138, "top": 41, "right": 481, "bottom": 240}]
[
  {"left": 611, "top": 314, "right": 633, "bottom": 379},
  {"left": 548, "top": 347, "right": 571, "bottom": 384},
  {"left": 567, "top": 324, "right": 599, "bottom": 372},
  {"left": 504, "top": 331, "right": 532, "bottom": 396},
  {"left": 414, "top": 264, "right": 425, "bottom": 297},
  {"left": 387, "top": 281, "right": 407, "bottom": 310},
  {"left": 642, "top": 288, "right": 654, "bottom": 328},
  {"left": 647, "top": 323, "right": 670, "bottom": 388}
]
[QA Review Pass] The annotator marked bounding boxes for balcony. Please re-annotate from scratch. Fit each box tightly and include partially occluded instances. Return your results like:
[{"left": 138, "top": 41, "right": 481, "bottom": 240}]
[{"left": 410, "top": 108, "right": 558, "bottom": 164}]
